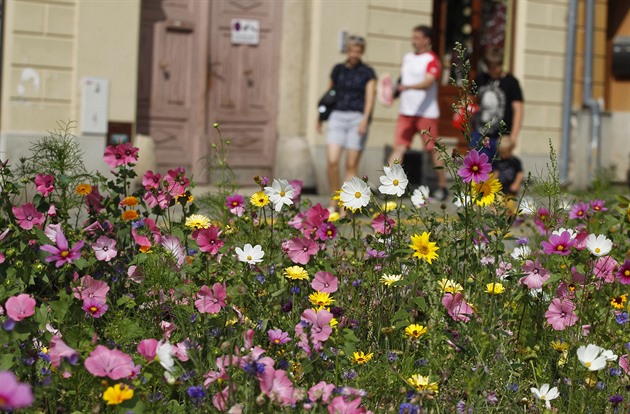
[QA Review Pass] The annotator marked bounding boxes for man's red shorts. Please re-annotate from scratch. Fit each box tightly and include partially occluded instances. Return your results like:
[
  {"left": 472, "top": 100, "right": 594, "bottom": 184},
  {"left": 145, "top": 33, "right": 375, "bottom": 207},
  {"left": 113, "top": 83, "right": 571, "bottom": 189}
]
[{"left": 394, "top": 115, "right": 439, "bottom": 151}]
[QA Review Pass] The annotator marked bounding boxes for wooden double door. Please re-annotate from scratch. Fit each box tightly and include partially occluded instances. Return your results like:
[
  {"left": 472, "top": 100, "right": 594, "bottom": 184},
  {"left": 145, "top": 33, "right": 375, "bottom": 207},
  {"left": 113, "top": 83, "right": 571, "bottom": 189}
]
[{"left": 137, "top": 0, "right": 282, "bottom": 184}]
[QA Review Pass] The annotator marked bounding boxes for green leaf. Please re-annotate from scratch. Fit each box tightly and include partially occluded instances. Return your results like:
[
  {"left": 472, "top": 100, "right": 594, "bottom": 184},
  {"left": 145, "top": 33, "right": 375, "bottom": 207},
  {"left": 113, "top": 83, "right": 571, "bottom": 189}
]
[
  {"left": 413, "top": 296, "right": 426, "bottom": 311},
  {"left": 0, "top": 353, "right": 14, "bottom": 370},
  {"left": 73, "top": 258, "right": 89, "bottom": 270},
  {"left": 120, "top": 396, "right": 145, "bottom": 413}
]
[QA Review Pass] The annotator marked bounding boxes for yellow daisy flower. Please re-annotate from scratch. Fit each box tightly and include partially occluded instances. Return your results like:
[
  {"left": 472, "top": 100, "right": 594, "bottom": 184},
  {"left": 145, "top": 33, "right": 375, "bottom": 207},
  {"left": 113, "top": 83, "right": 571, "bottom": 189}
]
[
  {"left": 437, "top": 278, "right": 463, "bottom": 294},
  {"left": 485, "top": 282, "right": 505, "bottom": 295},
  {"left": 407, "top": 374, "right": 439, "bottom": 394},
  {"left": 610, "top": 294, "right": 627, "bottom": 310},
  {"left": 74, "top": 183, "right": 92, "bottom": 196},
  {"left": 351, "top": 351, "right": 373, "bottom": 364},
  {"left": 309, "top": 291, "right": 334, "bottom": 307},
  {"left": 405, "top": 323, "right": 428, "bottom": 340},
  {"left": 550, "top": 340, "right": 570, "bottom": 353},
  {"left": 185, "top": 214, "right": 211, "bottom": 230},
  {"left": 381, "top": 274, "right": 403, "bottom": 286},
  {"left": 381, "top": 201, "right": 397, "bottom": 212},
  {"left": 471, "top": 176, "right": 502, "bottom": 207},
  {"left": 103, "top": 383, "right": 134, "bottom": 405},
  {"left": 250, "top": 191, "right": 270, "bottom": 207},
  {"left": 328, "top": 211, "right": 340, "bottom": 222},
  {"left": 284, "top": 266, "right": 309, "bottom": 281},
  {"left": 409, "top": 232, "right": 439, "bottom": 264}
]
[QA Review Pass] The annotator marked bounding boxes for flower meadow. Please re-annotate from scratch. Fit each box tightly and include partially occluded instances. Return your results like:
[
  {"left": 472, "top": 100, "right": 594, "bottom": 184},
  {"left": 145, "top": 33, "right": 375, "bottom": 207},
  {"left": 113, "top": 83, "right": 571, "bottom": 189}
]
[{"left": 0, "top": 127, "right": 629, "bottom": 414}]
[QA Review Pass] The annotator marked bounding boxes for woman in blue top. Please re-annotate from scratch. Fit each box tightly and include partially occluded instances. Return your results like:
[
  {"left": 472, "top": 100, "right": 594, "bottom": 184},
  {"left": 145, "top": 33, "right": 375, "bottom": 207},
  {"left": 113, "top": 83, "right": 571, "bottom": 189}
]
[{"left": 317, "top": 35, "right": 376, "bottom": 213}]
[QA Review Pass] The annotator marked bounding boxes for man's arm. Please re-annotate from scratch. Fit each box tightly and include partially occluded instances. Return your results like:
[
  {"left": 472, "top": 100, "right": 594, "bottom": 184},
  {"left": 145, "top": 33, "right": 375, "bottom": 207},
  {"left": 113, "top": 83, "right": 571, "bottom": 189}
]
[
  {"left": 511, "top": 170, "right": 524, "bottom": 194},
  {"left": 510, "top": 100, "right": 524, "bottom": 148},
  {"left": 397, "top": 74, "right": 437, "bottom": 91},
  {"left": 358, "top": 79, "right": 376, "bottom": 135}
]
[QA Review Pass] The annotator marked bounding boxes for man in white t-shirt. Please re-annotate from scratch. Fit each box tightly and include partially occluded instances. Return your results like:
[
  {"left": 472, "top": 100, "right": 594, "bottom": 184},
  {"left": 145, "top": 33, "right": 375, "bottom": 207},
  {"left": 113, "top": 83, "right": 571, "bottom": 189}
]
[{"left": 388, "top": 25, "right": 448, "bottom": 201}]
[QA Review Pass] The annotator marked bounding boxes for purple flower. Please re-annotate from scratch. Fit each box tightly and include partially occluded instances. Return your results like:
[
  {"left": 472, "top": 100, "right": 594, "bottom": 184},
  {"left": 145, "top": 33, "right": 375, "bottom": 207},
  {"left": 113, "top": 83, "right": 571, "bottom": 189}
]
[
  {"left": 615, "top": 312, "right": 629, "bottom": 325},
  {"left": 268, "top": 329, "right": 291, "bottom": 345},
  {"left": 541, "top": 231, "right": 576, "bottom": 256},
  {"left": 186, "top": 385, "right": 206, "bottom": 400},
  {"left": 591, "top": 199, "right": 607, "bottom": 212},
  {"left": 365, "top": 247, "right": 387, "bottom": 259},
  {"left": 316, "top": 222, "right": 337, "bottom": 241},
  {"left": 617, "top": 260, "right": 630, "bottom": 284},
  {"left": 569, "top": 202, "right": 589, "bottom": 220},
  {"left": 82, "top": 298, "right": 108, "bottom": 318},
  {"left": 225, "top": 194, "right": 246, "bottom": 217},
  {"left": 92, "top": 236, "right": 117, "bottom": 262},
  {"left": 458, "top": 150, "right": 492, "bottom": 183},
  {"left": 40, "top": 231, "right": 85, "bottom": 267},
  {"left": 520, "top": 259, "right": 550, "bottom": 289}
]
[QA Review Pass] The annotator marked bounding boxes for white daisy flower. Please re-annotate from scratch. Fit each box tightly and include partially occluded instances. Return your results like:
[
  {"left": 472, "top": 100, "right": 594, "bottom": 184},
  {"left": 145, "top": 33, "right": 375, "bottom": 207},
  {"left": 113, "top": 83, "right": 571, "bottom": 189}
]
[
  {"left": 552, "top": 227, "right": 577, "bottom": 240},
  {"left": 453, "top": 193, "right": 471, "bottom": 208},
  {"left": 235, "top": 243, "right": 264, "bottom": 264},
  {"left": 511, "top": 245, "right": 531, "bottom": 260},
  {"left": 585, "top": 234, "right": 612, "bottom": 257},
  {"left": 156, "top": 340, "right": 175, "bottom": 372},
  {"left": 339, "top": 177, "right": 371, "bottom": 211},
  {"left": 576, "top": 344, "right": 607, "bottom": 371},
  {"left": 519, "top": 197, "right": 536, "bottom": 215},
  {"left": 530, "top": 384, "right": 560, "bottom": 409},
  {"left": 378, "top": 164, "right": 409, "bottom": 197},
  {"left": 601, "top": 349, "right": 618, "bottom": 362},
  {"left": 411, "top": 185, "right": 430, "bottom": 207},
  {"left": 264, "top": 178, "right": 295, "bottom": 212}
]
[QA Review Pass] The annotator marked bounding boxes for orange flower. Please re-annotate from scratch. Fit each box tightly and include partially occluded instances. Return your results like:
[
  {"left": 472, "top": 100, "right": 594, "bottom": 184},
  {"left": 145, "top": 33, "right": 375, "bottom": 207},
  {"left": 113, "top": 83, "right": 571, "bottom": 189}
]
[
  {"left": 75, "top": 184, "right": 92, "bottom": 196},
  {"left": 120, "top": 196, "right": 139, "bottom": 207},
  {"left": 121, "top": 210, "right": 139, "bottom": 221}
]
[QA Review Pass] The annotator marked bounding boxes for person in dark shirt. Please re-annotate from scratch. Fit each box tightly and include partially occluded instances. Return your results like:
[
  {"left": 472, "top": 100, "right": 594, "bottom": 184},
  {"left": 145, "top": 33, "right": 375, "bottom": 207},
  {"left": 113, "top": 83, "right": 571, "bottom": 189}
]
[
  {"left": 494, "top": 139, "right": 523, "bottom": 197},
  {"left": 471, "top": 47, "right": 524, "bottom": 164},
  {"left": 317, "top": 35, "right": 376, "bottom": 212}
]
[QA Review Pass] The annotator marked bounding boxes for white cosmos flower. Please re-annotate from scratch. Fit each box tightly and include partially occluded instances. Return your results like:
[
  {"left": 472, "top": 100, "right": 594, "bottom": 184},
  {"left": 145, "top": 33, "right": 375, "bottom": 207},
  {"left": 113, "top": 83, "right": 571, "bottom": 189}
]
[
  {"left": 264, "top": 178, "right": 295, "bottom": 212},
  {"left": 511, "top": 245, "right": 531, "bottom": 260},
  {"left": 156, "top": 340, "right": 175, "bottom": 372},
  {"left": 339, "top": 177, "right": 371, "bottom": 211},
  {"left": 453, "top": 193, "right": 471, "bottom": 208},
  {"left": 576, "top": 344, "right": 607, "bottom": 371},
  {"left": 378, "top": 164, "right": 409, "bottom": 197},
  {"left": 585, "top": 234, "right": 612, "bottom": 257},
  {"left": 552, "top": 227, "right": 577, "bottom": 240},
  {"left": 530, "top": 383, "right": 560, "bottom": 409},
  {"left": 519, "top": 197, "right": 536, "bottom": 215},
  {"left": 411, "top": 185, "right": 430, "bottom": 207},
  {"left": 235, "top": 243, "right": 264, "bottom": 264},
  {"left": 601, "top": 349, "right": 618, "bottom": 362}
]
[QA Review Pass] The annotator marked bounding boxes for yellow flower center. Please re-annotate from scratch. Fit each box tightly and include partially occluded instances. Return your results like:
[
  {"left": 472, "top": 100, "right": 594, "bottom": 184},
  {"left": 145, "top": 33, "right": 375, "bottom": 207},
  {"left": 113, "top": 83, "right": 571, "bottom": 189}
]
[
  {"left": 60, "top": 251, "right": 69, "bottom": 257},
  {"left": 393, "top": 179, "right": 399, "bottom": 186},
  {"left": 247, "top": 255, "right": 252, "bottom": 261},
  {"left": 556, "top": 245, "right": 564, "bottom": 251},
  {"left": 472, "top": 165, "right": 479, "bottom": 171},
  {"left": 586, "top": 361, "right": 591, "bottom": 367},
  {"left": 595, "top": 247, "right": 601, "bottom": 253},
  {"left": 90, "top": 306, "right": 98, "bottom": 313},
  {"left": 625, "top": 270, "right": 630, "bottom": 276},
  {"left": 355, "top": 191, "right": 361, "bottom": 198},
  {"left": 280, "top": 191, "right": 285, "bottom": 197}
]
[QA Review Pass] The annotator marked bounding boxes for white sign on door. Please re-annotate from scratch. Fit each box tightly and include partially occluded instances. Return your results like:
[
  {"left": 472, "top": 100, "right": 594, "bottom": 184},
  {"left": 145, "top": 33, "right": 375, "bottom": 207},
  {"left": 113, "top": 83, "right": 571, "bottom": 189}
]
[
  {"left": 81, "top": 77, "right": 109, "bottom": 135},
  {"left": 231, "top": 19, "right": 260, "bottom": 45}
]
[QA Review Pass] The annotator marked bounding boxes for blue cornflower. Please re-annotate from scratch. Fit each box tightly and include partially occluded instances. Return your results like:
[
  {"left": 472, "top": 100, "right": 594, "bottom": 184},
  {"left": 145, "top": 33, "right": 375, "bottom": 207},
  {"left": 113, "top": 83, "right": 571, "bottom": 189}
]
[
  {"left": 516, "top": 237, "right": 529, "bottom": 245},
  {"left": 290, "top": 286, "right": 301, "bottom": 294},
  {"left": 131, "top": 219, "right": 145, "bottom": 229},
  {"left": 352, "top": 279, "right": 363, "bottom": 287},
  {"left": 610, "top": 367, "right": 622, "bottom": 376},
  {"left": 388, "top": 352, "right": 399, "bottom": 362},
  {"left": 256, "top": 274, "right": 266, "bottom": 284},
  {"left": 3, "top": 318, "right": 16, "bottom": 331},
  {"left": 609, "top": 394, "right": 623, "bottom": 405},
  {"left": 506, "top": 383, "right": 518, "bottom": 392},
  {"left": 399, "top": 402, "right": 419, "bottom": 414},
  {"left": 186, "top": 386, "right": 205, "bottom": 400},
  {"left": 615, "top": 312, "right": 629, "bottom": 325}
]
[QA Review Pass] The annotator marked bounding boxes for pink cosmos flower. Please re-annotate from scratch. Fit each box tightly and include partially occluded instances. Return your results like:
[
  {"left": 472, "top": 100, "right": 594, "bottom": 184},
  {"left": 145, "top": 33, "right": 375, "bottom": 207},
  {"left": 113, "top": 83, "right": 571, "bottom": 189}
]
[
  {"left": 268, "top": 329, "right": 291, "bottom": 345},
  {"left": 371, "top": 213, "right": 395, "bottom": 235},
  {"left": 5, "top": 294, "right": 36, "bottom": 322},
  {"left": 286, "top": 236, "right": 319, "bottom": 265},
  {"left": 84, "top": 345, "right": 134, "bottom": 380},
  {"left": 82, "top": 298, "right": 108, "bottom": 318},
  {"left": 620, "top": 355, "right": 630, "bottom": 374},
  {"left": 311, "top": 271, "right": 338, "bottom": 293},
  {"left": 301, "top": 308, "right": 333, "bottom": 343},
  {"left": 173, "top": 341, "right": 189, "bottom": 362},
  {"left": 92, "top": 236, "right": 117, "bottom": 262},
  {"left": 541, "top": 230, "right": 576, "bottom": 256},
  {"left": 50, "top": 335, "right": 79, "bottom": 368},
  {"left": 163, "top": 167, "right": 189, "bottom": 197},
  {"left": 590, "top": 199, "right": 607, "bottom": 212},
  {"left": 196, "top": 226, "right": 224, "bottom": 255},
  {"left": 225, "top": 194, "right": 246, "bottom": 216},
  {"left": 594, "top": 256, "right": 619, "bottom": 284},
  {"left": 142, "top": 170, "right": 162, "bottom": 189},
  {"left": 127, "top": 265, "right": 144, "bottom": 283},
  {"left": 0, "top": 371, "right": 34, "bottom": 410},
  {"left": 43, "top": 223, "right": 62, "bottom": 242},
  {"left": 556, "top": 267, "right": 586, "bottom": 299},
  {"left": 258, "top": 367, "right": 296, "bottom": 406},
  {"left": 40, "top": 230, "right": 84, "bottom": 267},
  {"left": 569, "top": 202, "right": 589, "bottom": 220},
  {"left": 442, "top": 293, "right": 474, "bottom": 322},
  {"left": 317, "top": 222, "right": 338, "bottom": 241},
  {"left": 545, "top": 298, "right": 578, "bottom": 330},
  {"left": 72, "top": 274, "right": 109, "bottom": 303},
  {"left": 308, "top": 381, "right": 335, "bottom": 404},
  {"left": 289, "top": 179, "right": 303, "bottom": 203},
  {"left": 195, "top": 283, "right": 227, "bottom": 314},
  {"left": 519, "top": 259, "right": 550, "bottom": 289},
  {"left": 137, "top": 338, "right": 159, "bottom": 362},
  {"left": 34, "top": 174, "right": 55, "bottom": 196},
  {"left": 618, "top": 260, "right": 630, "bottom": 284},
  {"left": 160, "top": 320, "right": 177, "bottom": 338},
  {"left": 327, "top": 396, "right": 368, "bottom": 414},
  {"left": 12, "top": 203, "right": 45, "bottom": 230},
  {"left": 213, "top": 385, "right": 231, "bottom": 412},
  {"left": 143, "top": 189, "right": 171, "bottom": 210},
  {"left": 458, "top": 150, "right": 492, "bottom": 183},
  {"left": 365, "top": 247, "right": 387, "bottom": 259},
  {"left": 533, "top": 207, "right": 551, "bottom": 234},
  {"left": 103, "top": 143, "right": 139, "bottom": 168}
]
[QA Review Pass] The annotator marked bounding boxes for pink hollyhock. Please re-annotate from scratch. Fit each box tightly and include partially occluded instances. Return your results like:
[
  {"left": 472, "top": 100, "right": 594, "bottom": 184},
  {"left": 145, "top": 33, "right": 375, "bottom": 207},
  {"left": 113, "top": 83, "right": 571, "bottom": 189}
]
[
  {"left": 160, "top": 320, "right": 177, "bottom": 338},
  {"left": 305, "top": 203, "right": 330, "bottom": 227},
  {"left": 458, "top": 150, "right": 492, "bottom": 183},
  {"left": 142, "top": 170, "right": 162, "bottom": 189},
  {"left": 620, "top": 355, "right": 630, "bottom": 374},
  {"left": 301, "top": 308, "right": 333, "bottom": 343},
  {"left": 173, "top": 341, "right": 189, "bottom": 362},
  {"left": 72, "top": 274, "right": 109, "bottom": 303},
  {"left": 131, "top": 218, "right": 162, "bottom": 249},
  {"left": 5, "top": 294, "right": 36, "bottom": 322},
  {"left": 286, "top": 236, "right": 319, "bottom": 265},
  {"left": 545, "top": 298, "right": 578, "bottom": 330},
  {"left": 225, "top": 194, "right": 246, "bottom": 216},
  {"left": 12, "top": 203, "right": 45, "bottom": 230},
  {"left": 258, "top": 367, "right": 296, "bottom": 406},
  {"left": 127, "top": 265, "right": 144, "bottom": 283},
  {"left": 40, "top": 231, "right": 84, "bottom": 267},
  {"left": 327, "top": 396, "right": 368, "bottom": 414},
  {"left": 308, "top": 381, "right": 335, "bottom": 404},
  {"left": 618, "top": 260, "right": 630, "bottom": 284},
  {"left": 44, "top": 223, "right": 63, "bottom": 242},
  {"left": 163, "top": 167, "right": 189, "bottom": 197},
  {"left": 212, "top": 386, "right": 231, "bottom": 412},
  {"left": 371, "top": 213, "right": 395, "bottom": 235},
  {"left": 103, "top": 143, "right": 139, "bottom": 168},
  {"left": 569, "top": 202, "right": 589, "bottom": 220},
  {"left": 92, "top": 236, "right": 117, "bottom": 262},
  {"left": 289, "top": 179, "right": 303, "bottom": 202},
  {"left": 442, "top": 293, "right": 473, "bottom": 323},
  {"left": 594, "top": 256, "right": 619, "bottom": 284},
  {"left": 50, "top": 335, "right": 79, "bottom": 368},
  {"left": 84, "top": 345, "right": 134, "bottom": 380},
  {"left": 85, "top": 185, "right": 104, "bottom": 214},
  {"left": 317, "top": 222, "right": 338, "bottom": 241},
  {"left": 137, "top": 338, "right": 159, "bottom": 362},
  {"left": 541, "top": 230, "right": 576, "bottom": 256},
  {"left": 268, "top": 329, "right": 291, "bottom": 345},
  {"left": 82, "top": 298, "right": 108, "bottom": 318},
  {"left": 311, "top": 271, "right": 338, "bottom": 293},
  {"left": 0, "top": 371, "right": 34, "bottom": 410},
  {"left": 288, "top": 212, "right": 307, "bottom": 231},
  {"left": 196, "top": 225, "right": 224, "bottom": 254},
  {"left": 195, "top": 283, "right": 227, "bottom": 314},
  {"left": 34, "top": 174, "right": 55, "bottom": 196},
  {"left": 143, "top": 189, "right": 171, "bottom": 210},
  {"left": 519, "top": 259, "right": 550, "bottom": 289}
]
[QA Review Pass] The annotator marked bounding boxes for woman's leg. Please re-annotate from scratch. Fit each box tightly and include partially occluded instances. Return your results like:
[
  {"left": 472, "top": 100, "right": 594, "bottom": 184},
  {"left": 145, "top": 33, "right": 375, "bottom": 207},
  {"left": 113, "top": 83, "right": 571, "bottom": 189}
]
[
  {"left": 327, "top": 143, "right": 344, "bottom": 209},
  {"left": 344, "top": 149, "right": 363, "bottom": 183}
]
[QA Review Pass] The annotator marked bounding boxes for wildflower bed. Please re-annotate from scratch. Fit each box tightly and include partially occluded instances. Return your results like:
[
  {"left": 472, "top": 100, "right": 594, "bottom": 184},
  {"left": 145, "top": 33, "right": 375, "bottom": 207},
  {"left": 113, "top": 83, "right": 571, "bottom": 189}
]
[{"left": 0, "top": 127, "right": 629, "bottom": 414}]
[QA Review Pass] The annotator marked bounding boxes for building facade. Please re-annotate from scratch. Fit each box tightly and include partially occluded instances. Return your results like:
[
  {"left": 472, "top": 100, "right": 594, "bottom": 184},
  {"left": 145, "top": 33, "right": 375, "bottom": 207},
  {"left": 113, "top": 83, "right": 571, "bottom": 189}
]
[{"left": 1, "top": 0, "right": 628, "bottom": 191}]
